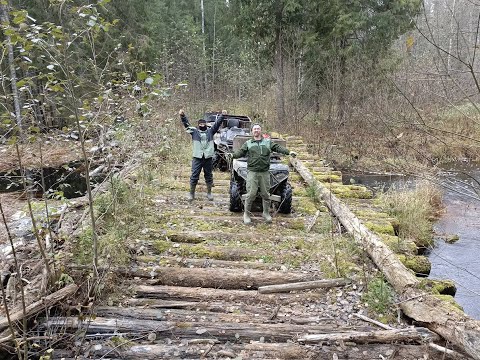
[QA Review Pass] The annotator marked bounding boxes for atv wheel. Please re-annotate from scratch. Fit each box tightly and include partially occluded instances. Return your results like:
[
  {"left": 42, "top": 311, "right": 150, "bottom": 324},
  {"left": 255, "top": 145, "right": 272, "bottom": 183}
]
[
  {"left": 229, "top": 180, "right": 243, "bottom": 212},
  {"left": 278, "top": 183, "right": 292, "bottom": 214}
]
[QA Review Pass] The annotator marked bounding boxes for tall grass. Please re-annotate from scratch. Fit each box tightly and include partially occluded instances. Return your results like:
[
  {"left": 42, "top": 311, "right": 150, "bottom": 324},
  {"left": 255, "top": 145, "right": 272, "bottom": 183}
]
[{"left": 379, "top": 180, "right": 443, "bottom": 248}]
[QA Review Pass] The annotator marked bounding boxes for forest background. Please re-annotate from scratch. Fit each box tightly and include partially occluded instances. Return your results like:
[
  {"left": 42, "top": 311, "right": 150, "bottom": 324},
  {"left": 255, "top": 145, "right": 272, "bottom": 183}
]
[{"left": 1, "top": 0, "right": 479, "bottom": 175}]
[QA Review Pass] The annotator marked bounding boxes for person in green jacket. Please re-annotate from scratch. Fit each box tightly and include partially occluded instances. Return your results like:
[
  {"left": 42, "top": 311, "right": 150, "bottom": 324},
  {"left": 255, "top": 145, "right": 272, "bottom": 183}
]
[
  {"left": 231, "top": 124, "right": 296, "bottom": 224},
  {"left": 180, "top": 109, "right": 225, "bottom": 201}
]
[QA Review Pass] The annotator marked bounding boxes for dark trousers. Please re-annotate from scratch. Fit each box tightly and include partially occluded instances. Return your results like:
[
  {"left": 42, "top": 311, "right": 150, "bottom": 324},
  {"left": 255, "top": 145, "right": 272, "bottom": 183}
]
[{"left": 190, "top": 157, "right": 213, "bottom": 187}]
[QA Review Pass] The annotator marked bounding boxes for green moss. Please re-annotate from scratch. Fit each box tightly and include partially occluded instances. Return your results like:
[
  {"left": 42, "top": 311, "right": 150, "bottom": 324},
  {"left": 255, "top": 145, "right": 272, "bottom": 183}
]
[
  {"left": 380, "top": 234, "right": 418, "bottom": 255},
  {"left": 364, "top": 221, "right": 395, "bottom": 236},
  {"left": 418, "top": 279, "right": 457, "bottom": 296},
  {"left": 313, "top": 172, "right": 342, "bottom": 183},
  {"left": 354, "top": 209, "right": 390, "bottom": 219},
  {"left": 434, "top": 295, "right": 464, "bottom": 312},
  {"left": 153, "top": 240, "right": 171, "bottom": 254},
  {"left": 295, "top": 197, "right": 318, "bottom": 215},
  {"left": 330, "top": 185, "right": 373, "bottom": 199},
  {"left": 167, "top": 232, "right": 206, "bottom": 244},
  {"left": 288, "top": 219, "right": 306, "bottom": 230},
  {"left": 445, "top": 234, "right": 460, "bottom": 243},
  {"left": 397, "top": 255, "right": 431, "bottom": 276}
]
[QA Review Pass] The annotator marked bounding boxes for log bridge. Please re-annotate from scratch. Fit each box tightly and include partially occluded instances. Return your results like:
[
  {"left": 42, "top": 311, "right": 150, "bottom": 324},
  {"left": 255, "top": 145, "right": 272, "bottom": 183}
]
[{"left": 0, "top": 135, "right": 478, "bottom": 359}]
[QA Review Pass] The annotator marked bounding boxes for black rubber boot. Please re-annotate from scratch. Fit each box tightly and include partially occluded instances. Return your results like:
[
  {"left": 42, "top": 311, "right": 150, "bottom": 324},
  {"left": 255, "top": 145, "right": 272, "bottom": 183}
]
[
  {"left": 206, "top": 184, "right": 213, "bottom": 201},
  {"left": 188, "top": 184, "right": 196, "bottom": 202}
]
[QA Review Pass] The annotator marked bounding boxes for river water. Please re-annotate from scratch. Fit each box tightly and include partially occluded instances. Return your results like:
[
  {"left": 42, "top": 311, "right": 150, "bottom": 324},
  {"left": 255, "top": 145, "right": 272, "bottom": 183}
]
[
  {"left": 428, "top": 164, "right": 480, "bottom": 320},
  {"left": 343, "top": 166, "right": 480, "bottom": 320}
]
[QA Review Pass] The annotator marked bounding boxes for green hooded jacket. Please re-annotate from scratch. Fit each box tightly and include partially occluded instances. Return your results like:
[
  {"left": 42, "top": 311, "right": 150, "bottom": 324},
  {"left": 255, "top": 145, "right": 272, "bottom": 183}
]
[{"left": 232, "top": 138, "right": 290, "bottom": 172}]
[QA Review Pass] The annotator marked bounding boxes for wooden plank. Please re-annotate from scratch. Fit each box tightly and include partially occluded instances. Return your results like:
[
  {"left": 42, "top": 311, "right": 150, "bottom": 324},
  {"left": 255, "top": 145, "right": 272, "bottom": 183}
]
[{"left": 258, "top": 278, "right": 349, "bottom": 294}]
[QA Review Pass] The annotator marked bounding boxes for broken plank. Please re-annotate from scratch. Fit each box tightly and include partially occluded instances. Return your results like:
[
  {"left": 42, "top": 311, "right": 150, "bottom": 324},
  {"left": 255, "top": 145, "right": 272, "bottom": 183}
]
[{"left": 258, "top": 278, "right": 349, "bottom": 294}]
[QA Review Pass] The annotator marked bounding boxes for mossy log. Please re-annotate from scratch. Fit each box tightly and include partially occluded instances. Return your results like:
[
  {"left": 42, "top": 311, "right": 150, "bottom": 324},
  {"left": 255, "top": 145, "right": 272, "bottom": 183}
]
[
  {"left": 291, "top": 157, "right": 480, "bottom": 360},
  {"left": 137, "top": 255, "right": 284, "bottom": 271},
  {"left": 142, "top": 266, "right": 319, "bottom": 289}
]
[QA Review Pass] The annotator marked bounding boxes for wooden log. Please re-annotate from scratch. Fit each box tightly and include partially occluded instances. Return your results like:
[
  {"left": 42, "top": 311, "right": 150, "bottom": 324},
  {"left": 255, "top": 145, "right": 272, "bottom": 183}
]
[
  {"left": 136, "top": 255, "right": 284, "bottom": 271},
  {"left": 135, "top": 285, "right": 325, "bottom": 305},
  {"left": 48, "top": 343, "right": 464, "bottom": 360},
  {"left": 142, "top": 266, "right": 318, "bottom": 290},
  {"left": 291, "top": 157, "right": 480, "bottom": 360},
  {"left": 258, "top": 278, "right": 349, "bottom": 294},
  {"left": 298, "top": 327, "right": 439, "bottom": 344},
  {"left": 95, "top": 306, "right": 261, "bottom": 324},
  {"left": 0, "top": 283, "right": 78, "bottom": 331},
  {"left": 41, "top": 316, "right": 365, "bottom": 343},
  {"left": 124, "top": 298, "right": 283, "bottom": 318}
]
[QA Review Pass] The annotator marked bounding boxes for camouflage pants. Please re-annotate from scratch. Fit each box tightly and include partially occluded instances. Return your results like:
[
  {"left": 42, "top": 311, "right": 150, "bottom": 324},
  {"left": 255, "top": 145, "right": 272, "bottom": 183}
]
[{"left": 245, "top": 171, "right": 270, "bottom": 204}]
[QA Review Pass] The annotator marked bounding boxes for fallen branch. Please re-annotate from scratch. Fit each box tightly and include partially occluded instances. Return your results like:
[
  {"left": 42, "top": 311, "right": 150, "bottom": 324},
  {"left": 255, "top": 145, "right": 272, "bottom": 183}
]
[
  {"left": 0, "top": 283, "right": 78, "bottom": 332},
  {"left": 353, "top": 313, "right": 393, "bottom": 330}
]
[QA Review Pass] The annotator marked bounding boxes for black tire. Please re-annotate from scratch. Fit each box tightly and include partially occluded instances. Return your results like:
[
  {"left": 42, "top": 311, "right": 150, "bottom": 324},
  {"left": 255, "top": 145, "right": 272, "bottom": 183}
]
[
  {"left": 278, "top": 182, "right": 292, "bottom": 214},
  {"left": 229, "top": 180, "right": 243, "bottom": 212}
]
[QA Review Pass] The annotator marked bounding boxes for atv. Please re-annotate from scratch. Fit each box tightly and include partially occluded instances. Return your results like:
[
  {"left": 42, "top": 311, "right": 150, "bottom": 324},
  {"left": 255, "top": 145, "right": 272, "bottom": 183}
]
[
  {"left": 210, "top": 114, "right": 252, "bottom": 171},
  {"left": 229, "top": 135, "right": 293, "bottom": 214}
]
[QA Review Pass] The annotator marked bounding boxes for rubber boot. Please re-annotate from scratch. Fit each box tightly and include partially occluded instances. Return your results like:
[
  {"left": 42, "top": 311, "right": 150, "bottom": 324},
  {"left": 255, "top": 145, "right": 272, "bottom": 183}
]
[
  {"left": 262, "top": 200, "right": 272, "bottom": 223},
  {"left": 243, "top": 199, "right": 252, "bottom": 225},
  {"left": 188, "top": 184, "right": 196, "bottom": 202},
  {"left": 206, "top": 184, "right": 214, "bottom": 201}
]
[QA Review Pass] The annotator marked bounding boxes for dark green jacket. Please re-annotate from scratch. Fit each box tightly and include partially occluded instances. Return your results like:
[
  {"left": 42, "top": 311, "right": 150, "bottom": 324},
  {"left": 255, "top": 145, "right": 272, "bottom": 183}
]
[{"left": 232, "top": 138, "right": 290, "bottom": 172}]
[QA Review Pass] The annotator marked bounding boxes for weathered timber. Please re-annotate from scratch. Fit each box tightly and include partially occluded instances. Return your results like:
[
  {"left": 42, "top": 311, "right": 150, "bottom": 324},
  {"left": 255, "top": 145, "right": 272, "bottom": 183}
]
[
  {"left": 42, "top": 316, "right": 366, "bottom": 342},
  {"left": 144, "top": 266, "right": 317, "bottom": 289},
  {"left": 138, "top": 255, "right": 284, "bottom": 271},
  {"left": 258, "top": 278, "right": 349, "bottom": 294},
  {"left": 298, "top": 327, "right": 439, "bottom": 344},
  {"left": 161, "top": 230, "right": 318, "bottom": 246},
  {"left": 291, "top": 157, "right": 480, "bottom": 360},
  {"left": 0, "top": 283, "right": 78, "bottom": 331},
  {"left": 124, "top": 298, "right": 286, "bottom": 318},
  {"left": 49, "top": 342, "right": 461, "bottom": 360},
  {"left": 95, "top": 306, "right": 262, "bottom": 324},
  {"left": 135, "top": 285, "right": 325, "bottom": 304}
]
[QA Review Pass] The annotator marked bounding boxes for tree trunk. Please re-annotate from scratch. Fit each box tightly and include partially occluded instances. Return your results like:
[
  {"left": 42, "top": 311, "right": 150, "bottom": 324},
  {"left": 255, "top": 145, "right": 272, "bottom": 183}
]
[
  {"left": 0, "top": 3, "right": 23, "bottom": 132},
  {"left": 275, "top": 29, "right": 286, "bottom": 124},
  {"left": 290, "top": 157, "right": 480, "bottom": 360}
]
